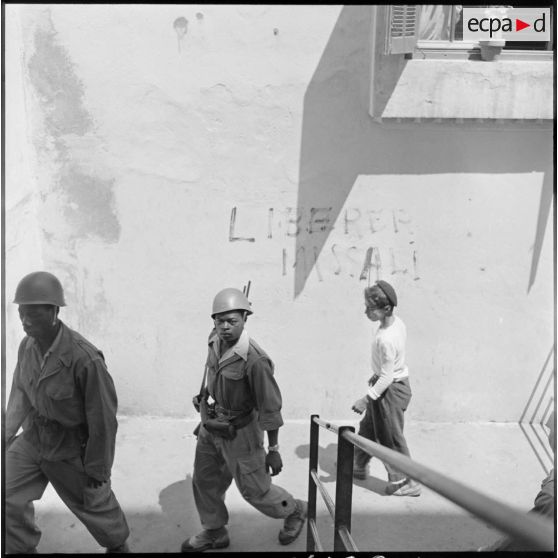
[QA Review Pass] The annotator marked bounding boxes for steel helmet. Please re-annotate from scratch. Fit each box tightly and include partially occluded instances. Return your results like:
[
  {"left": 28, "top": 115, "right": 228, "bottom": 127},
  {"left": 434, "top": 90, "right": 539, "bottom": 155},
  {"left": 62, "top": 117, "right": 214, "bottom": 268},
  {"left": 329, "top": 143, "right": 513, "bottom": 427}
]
[
  {"left": 211, "top": 288, "right": 252, "bottom": 317},
  {"left": 14, "top": 271, "right": 66, "bottom": 306}
]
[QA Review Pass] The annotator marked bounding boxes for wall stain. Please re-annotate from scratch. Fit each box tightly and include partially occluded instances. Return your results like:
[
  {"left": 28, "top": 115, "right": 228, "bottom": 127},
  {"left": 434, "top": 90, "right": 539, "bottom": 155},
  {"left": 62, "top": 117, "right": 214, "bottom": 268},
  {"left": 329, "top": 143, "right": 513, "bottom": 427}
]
[
  {"left": 60, "top": 166, "right": 120, "bottom": 243},
  {"left": 27, "top": 12, "right": 120, "bottom": 245},
  {"left": 173, "top": 17, "right": 188, "bottom": 53},
  {"left": 28, "top": 25, "right": 91, "bottom": 138}
]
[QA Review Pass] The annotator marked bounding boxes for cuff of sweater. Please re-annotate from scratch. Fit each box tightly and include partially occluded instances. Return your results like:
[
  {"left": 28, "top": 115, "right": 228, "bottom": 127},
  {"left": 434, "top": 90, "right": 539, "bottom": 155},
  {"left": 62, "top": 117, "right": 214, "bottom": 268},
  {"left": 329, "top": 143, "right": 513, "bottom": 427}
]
[{"left": 367, "top": 386, "right": 381, "bottom": 400}]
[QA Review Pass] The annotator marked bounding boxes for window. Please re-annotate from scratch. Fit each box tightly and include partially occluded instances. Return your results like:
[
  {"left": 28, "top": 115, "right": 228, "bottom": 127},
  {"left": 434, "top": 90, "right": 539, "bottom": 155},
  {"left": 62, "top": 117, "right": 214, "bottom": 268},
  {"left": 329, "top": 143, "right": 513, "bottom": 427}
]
[
  {"left": 418, "top": 5, "right": 460, "bottom": 41},
  {"left": 369, "top": 5, "right": 554, "bottom": 119},
  {"left": 414, "top": 5, "right": 554, "bottom": 59},
  {"left": 381, "top": 5, "right": 553, "bottom": 59}
]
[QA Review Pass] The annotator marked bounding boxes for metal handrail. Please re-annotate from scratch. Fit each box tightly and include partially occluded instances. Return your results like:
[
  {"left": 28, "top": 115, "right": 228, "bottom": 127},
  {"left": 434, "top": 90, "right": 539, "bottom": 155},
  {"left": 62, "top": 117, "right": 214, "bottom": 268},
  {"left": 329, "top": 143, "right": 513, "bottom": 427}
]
[
  {"left": 307, "top": 415, "right": 555, "bottom": 552},
  {"left": 307, "top": 415, "right": 359, "bottom": 552},
  {"left": 310, "top": 469, "right": 335, "bottom": 517}
]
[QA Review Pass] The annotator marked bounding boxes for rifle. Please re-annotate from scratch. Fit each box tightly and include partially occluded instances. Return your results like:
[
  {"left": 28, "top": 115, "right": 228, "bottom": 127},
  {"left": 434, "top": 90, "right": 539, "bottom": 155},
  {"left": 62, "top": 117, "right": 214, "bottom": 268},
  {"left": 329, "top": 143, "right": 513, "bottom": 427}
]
[
  {"left": 242, "top": 280, "right": 251, "bottom": 318},
  {"left": 242, "top": 280, "right": 251, "bottom": 297},
  {"left": 193, "top": 282, "right": 252, "bottom": 438},
  {"left": 192, "top": 365, "right": 210, "bottom": 437}
]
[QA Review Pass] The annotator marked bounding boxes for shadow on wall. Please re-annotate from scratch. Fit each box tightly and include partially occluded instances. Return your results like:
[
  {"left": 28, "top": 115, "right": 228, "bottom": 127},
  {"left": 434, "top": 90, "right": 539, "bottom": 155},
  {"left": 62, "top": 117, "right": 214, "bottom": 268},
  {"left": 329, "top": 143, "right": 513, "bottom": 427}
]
[{"left": 295, "top": 5, "right": 553, "bottom": 297}]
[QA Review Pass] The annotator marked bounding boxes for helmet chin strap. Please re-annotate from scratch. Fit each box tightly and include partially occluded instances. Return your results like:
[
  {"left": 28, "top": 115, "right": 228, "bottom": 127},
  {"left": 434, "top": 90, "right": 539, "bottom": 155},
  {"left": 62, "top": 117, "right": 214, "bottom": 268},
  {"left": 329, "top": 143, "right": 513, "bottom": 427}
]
[{"left": 52, "top": 307, "right": 60, "bottom": 327}]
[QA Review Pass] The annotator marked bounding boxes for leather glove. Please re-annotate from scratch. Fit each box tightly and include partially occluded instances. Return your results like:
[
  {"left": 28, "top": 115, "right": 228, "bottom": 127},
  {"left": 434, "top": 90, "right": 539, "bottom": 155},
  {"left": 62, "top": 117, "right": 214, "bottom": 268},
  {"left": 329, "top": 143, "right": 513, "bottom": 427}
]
[
  {"left": 351, "top": 396, "right": 368, "bottom": 415},
  {"left": 192, "top": 395, "right": 201, "bottom": 412},
  {"left": 87, "top": 476, "right": 107, "bottom": 489},
  {"left": 265, "top": 451, "right": 283, "bottom": 476}
]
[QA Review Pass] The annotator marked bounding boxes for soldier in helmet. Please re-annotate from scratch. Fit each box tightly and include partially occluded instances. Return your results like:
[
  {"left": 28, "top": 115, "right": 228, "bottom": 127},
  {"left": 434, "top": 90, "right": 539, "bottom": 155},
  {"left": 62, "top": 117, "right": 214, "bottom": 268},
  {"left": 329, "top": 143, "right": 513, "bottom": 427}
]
[
  {"left": 5, "top": 271, "right": 130, "bottom": 554},
  {"left": 181, "top": 287, "right": 307, "bottom": 552}
]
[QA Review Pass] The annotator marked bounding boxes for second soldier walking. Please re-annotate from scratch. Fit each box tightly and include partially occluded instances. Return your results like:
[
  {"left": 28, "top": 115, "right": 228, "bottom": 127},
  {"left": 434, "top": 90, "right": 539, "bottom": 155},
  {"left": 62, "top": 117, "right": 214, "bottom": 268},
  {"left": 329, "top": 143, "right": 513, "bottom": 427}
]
[{"left": 181, "top": 287, "right": 307, "bottom": 552}]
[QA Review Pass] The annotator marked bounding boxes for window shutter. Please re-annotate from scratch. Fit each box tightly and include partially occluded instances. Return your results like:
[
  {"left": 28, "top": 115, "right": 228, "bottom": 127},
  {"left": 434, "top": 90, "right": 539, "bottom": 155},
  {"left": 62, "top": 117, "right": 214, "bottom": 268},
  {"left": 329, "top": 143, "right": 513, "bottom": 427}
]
[{"left": 385, "top": 5, "right": 418, "bottom": 55}]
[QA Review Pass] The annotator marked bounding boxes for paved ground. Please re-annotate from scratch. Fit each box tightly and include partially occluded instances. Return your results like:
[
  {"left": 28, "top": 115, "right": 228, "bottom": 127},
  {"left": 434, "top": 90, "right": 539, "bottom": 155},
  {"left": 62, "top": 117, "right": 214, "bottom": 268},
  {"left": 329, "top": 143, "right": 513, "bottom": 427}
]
[{"left": 31, "top": 417, "right": 552, "bottom": 553}]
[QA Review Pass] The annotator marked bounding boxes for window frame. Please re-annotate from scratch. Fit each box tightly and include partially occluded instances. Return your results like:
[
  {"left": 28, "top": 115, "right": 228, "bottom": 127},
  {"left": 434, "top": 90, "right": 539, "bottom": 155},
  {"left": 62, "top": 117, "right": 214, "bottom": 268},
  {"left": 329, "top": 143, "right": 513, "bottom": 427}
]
[
  {"left": 368, "top": 4, "right": 554, "bottom": 120},
  {"left": 410, "top": 5, "right": 554, "bottom": 61},
  {"left": 413, "top": 41, "right": 554, "bottom": 61}
]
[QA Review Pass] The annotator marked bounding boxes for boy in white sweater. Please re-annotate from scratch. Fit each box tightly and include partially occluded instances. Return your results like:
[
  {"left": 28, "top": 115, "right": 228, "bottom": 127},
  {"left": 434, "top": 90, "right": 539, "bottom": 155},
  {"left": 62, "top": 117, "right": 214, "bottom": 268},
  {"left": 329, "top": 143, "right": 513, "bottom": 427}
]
[{"left": 351, "top": 280, "right": 420, "bottom": 497}]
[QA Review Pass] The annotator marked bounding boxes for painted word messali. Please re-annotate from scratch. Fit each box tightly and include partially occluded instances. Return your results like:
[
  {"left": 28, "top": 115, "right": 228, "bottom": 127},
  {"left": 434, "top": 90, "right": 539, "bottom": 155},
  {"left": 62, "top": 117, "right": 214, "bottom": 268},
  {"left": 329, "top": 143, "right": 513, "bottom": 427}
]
[{"left": 228, "top": 206, "right": 419, "bottom": 282}]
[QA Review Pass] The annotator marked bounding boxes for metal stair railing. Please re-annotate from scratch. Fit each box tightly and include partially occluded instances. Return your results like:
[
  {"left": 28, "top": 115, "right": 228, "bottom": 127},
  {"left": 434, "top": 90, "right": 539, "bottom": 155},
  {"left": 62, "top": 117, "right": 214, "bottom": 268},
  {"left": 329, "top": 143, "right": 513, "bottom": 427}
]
[{"left": 306, "top": 414, "right": 555, "bottom": 552}]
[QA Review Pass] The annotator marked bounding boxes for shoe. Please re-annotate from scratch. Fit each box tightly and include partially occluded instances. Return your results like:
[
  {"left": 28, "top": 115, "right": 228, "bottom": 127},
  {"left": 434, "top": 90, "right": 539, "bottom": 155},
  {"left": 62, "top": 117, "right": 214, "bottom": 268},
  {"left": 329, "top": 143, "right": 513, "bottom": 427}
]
[
  {"left": 180, "top": 527, "right": 230, "bottom": 552},
  {"left": 386, "top": 478, "right": 421, "bottom": 497},
  {"left": 278, "top": 499, "right": 308, "bottom": 545},
  {"left": 353, "top": 464, "right": 368, "bottom": 480},
  {"left": 106, "top": 541, "right": 130, "bottom": 553}
]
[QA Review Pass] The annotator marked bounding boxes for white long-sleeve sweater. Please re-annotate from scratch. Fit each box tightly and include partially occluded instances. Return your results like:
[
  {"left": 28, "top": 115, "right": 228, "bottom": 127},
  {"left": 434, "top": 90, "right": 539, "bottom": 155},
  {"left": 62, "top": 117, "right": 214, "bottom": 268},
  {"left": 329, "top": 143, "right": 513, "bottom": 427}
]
[{"left": 367, "top": 315, "right": 409, "bottom": 400}]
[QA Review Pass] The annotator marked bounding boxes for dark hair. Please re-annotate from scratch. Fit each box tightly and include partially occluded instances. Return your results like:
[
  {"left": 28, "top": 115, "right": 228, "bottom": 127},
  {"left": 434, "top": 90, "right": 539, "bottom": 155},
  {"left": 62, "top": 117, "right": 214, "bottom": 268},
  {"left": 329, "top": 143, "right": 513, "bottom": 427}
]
[{"left": 364, "top": 286, "right": 393, "bottom": 315}]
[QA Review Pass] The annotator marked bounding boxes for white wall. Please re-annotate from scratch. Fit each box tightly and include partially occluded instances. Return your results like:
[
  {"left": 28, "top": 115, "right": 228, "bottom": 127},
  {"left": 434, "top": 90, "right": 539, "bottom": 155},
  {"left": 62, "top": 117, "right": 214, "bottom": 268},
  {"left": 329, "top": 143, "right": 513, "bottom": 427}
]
[{"left": 5, "top": 5, "right": 554, "bottom": 422}]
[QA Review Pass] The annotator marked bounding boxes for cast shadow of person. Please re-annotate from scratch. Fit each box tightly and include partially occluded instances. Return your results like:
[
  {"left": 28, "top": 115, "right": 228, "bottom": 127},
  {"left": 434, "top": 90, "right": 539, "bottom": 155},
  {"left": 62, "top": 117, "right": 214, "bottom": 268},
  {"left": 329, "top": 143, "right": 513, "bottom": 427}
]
[
  {"left": 140, "top": 474, "right": 200, "bottom": 553},
  {"left": 159, "top": 474, "right": 196, "bottom": 521},
  {"left": 117, "top": 475, "right": 199, "bottom": 553},
  {"left": 295, "top": 443, "right": 389, "bottom": 496}
]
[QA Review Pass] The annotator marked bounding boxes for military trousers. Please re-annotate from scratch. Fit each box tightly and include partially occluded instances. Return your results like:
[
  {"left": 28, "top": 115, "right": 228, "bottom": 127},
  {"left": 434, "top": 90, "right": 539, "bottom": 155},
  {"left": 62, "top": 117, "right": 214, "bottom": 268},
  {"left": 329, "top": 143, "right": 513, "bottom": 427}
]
[
  {"left": 192, "top": 419, "right": 297, "bottom": 529},
  {"left": 5, "top": 436, "right": 129, "bottom": 554},
  {"left": 355, "top": 377, "right": 412, "bottom": 482}
]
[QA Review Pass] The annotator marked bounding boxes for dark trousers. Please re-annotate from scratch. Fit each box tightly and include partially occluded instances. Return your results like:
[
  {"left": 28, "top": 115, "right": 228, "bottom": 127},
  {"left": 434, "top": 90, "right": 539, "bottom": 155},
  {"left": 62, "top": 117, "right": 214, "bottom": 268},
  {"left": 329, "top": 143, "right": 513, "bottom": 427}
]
[
  {"left": 192, "top": 419, "right": 296, "bottom": 530},
  {"left": 354, "top": 377, "right": 412, "bottom": 483},
  {"left": 5, "top": 436, "right": 129, "bottom": 554}
]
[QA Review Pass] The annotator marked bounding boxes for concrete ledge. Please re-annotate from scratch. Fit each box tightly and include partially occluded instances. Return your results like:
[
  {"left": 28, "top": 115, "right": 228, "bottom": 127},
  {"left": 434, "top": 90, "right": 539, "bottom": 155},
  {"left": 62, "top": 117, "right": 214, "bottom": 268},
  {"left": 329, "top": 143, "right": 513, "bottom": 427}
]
[
  {"left": 382, "top": 59, "right": 553, "bottom": 120},
  {"left": 32, "top": 417, "right": 551, "bottom": 553}
]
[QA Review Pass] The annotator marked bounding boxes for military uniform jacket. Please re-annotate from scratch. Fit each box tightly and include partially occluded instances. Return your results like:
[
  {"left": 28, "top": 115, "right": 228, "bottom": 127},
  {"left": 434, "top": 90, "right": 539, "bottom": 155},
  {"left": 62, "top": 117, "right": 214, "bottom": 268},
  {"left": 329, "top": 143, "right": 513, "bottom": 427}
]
[
  {"left": 206, "top": 329, "right": 284, "bottom": 431},
  {"left": 6, "top": 321, "right": 118, "bottom": 481}
]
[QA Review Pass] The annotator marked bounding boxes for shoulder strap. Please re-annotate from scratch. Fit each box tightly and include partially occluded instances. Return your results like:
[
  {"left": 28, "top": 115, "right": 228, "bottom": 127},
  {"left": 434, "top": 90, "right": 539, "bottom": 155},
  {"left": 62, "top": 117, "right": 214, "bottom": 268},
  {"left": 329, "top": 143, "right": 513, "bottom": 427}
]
[
  {"left": 17, "top": 337, "right": 28, "bottom": 363},
  {"left": 199, "top": 365, "right": 209, "bottom": 398}
]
